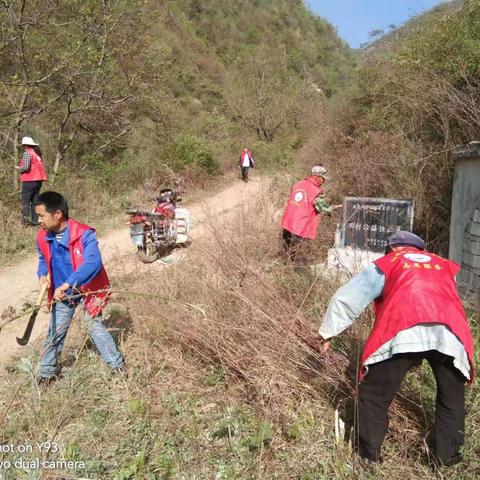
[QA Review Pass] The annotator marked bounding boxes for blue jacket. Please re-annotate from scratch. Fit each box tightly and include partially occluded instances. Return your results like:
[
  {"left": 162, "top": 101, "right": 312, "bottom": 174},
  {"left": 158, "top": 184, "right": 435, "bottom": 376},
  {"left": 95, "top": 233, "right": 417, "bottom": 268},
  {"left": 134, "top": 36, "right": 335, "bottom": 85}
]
[{"left": 37, "top": 226, "right": 102, "bottom": 292}]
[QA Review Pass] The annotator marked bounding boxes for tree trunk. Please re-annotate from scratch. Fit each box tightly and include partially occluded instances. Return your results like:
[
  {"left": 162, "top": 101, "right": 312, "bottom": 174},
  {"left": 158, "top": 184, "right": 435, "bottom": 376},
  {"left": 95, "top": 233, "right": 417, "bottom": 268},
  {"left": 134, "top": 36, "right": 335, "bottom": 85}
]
[
  {"left": 51, "top": 129, "right": 76, "bottom": 185},
  {"left": 13, "top": 90, "right": 29, "bottom": 189},
  {"left": 51, "top": 151, "right": 63, "bottom": 185},
  {"left": 12, "top": 131, "right": 19, "bottom": 190}
]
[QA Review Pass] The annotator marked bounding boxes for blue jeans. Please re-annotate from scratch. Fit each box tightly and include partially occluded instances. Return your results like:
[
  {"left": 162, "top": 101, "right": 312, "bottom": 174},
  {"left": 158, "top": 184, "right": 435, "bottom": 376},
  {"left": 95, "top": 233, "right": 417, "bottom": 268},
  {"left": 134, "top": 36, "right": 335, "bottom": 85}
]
[
  {"left": 40, "top": 301, "right": 124, "bottom": 378},
  {"left": 130, "top": 223, "right": 144, "bottom": 247}
]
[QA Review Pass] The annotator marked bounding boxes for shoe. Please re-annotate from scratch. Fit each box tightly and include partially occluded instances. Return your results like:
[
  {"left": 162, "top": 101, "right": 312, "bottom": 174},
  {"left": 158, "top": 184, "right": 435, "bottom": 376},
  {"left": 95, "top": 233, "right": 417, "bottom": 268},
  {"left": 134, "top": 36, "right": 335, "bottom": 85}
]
[
  {"left": 37, "top": 376, "right": 56, "bottom": 388},
  {"left": 357, "top": 456, "right": 380, "bottom": 473},
  {"left": 428, "top": 451, "right": 463, "bottom": 470},
  {"left": 111, "top": 365, "right": 126, "bottom": 376}
]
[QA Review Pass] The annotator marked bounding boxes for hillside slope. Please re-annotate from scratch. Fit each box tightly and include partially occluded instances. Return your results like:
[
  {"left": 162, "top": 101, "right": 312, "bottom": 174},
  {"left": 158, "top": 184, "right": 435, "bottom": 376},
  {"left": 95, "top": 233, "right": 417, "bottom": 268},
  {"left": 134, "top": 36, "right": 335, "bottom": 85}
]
[
  {"left": 0, "top": 0, "right": 354, "bottom": 260},
  {"left": 303, "top": 0, "right": 480, "bottom": 254}
]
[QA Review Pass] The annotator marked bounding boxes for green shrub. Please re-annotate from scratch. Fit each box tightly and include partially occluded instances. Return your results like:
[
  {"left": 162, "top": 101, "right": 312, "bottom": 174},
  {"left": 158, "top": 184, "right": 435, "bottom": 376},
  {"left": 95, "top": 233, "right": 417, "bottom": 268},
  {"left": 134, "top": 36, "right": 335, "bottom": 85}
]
[{"left": 170, "top": 134, "right": 220, "bottom": 175}]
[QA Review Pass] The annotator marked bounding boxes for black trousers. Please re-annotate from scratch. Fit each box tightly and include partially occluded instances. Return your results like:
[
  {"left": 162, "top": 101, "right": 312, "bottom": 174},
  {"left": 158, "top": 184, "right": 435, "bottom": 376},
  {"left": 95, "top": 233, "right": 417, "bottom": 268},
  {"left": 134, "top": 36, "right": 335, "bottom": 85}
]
[
  {"left": 282, "top": 229, "right": 309, "bottom": 266},
  {"left": 241, "top": 167, "right": 249, "bottom": 182},
  {"left": 359, "top": 351, "right": 466, "bottom": 466},
  {"left": 21, "top": 181, "right": 43, "bottom": 223}
]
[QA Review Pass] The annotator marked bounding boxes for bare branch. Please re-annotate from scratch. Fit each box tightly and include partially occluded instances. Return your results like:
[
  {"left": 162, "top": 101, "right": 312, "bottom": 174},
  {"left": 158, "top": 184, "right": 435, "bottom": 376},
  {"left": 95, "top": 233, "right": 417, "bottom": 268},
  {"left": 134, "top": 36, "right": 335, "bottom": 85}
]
[{"left": 91, "top": 128, "right": 128, "bottom": 156}]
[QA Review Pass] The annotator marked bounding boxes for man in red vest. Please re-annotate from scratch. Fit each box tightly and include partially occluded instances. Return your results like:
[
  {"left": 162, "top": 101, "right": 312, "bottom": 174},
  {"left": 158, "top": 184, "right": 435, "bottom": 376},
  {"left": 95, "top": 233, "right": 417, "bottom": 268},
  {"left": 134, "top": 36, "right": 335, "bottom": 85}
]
[
  {"left": 281, "top": 166, "right": 340, "bottom": 263},
  {"left": 34, "top": 191, "right": 124, "bottom": 386},
  {"left": 319, "top": 231, "right": 473, "bottom": 467},
  {"left": 15, "top": 136, "right": 47, "bottom": 225}
]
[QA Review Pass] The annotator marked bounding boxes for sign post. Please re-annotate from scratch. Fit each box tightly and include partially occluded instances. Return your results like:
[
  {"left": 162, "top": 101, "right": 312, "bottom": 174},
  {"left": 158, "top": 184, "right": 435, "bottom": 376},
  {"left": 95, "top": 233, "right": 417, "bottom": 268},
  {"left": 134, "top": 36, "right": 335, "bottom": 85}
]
[
  {"left": 326, "top": 197, "right": 415, "bottom": 276},
  {"left": 341, "top": 197, "right": 414, "bottom": 252}
]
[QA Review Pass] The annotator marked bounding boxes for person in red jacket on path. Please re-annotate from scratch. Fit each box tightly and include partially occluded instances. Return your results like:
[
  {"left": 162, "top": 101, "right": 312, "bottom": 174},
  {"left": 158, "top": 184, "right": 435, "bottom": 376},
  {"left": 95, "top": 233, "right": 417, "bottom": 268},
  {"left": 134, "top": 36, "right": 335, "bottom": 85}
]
[
  {"left": 281, "top": 165, "right": 340, "bottom": 263},
  {"left": 319, "top": 231, "right": 474, "bottom": 467},
  {"left": 15, "top": 136, "right": 47, "bottom": 226},
  {"left": 238, "top": 147, "right": 255, "bottom": 183},
  {"left": 34, "top": 191, "right": 124, "bottom": 386}
]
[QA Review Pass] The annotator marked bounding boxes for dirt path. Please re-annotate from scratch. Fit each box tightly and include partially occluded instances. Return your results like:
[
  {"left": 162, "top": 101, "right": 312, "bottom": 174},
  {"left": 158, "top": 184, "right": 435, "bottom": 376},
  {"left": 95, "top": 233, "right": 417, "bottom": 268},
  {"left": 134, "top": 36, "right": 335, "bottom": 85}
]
[{"left": 0, "top": 177, "right": 265, "bottom": 367}]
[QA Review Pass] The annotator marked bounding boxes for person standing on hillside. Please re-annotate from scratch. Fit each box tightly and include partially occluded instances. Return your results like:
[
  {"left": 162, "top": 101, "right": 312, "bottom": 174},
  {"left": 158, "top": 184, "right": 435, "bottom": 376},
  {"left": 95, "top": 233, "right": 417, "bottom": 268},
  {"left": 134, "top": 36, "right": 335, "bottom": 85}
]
[
  {"left": 15, "top": 136, "right": 47, "bottom": 226},
  {"left": 319, "top": 231, "right": 474, "bottom": 467},
  {"left": 238, "top": 146, "right": 255, "bottom": 182},
  {"left": 34, "top": 191, "right": 124, "bottom": 386},
  {"left": 281, "top": 166, "right": 340, "bottom": 264}
]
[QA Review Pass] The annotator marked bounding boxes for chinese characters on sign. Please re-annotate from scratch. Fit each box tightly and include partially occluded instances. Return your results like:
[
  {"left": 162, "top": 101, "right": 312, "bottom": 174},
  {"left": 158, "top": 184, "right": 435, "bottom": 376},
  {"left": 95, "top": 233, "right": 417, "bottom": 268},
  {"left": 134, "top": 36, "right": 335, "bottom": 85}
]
[{"left": 342, "top": 197, "right": 414, "bottom": 253}]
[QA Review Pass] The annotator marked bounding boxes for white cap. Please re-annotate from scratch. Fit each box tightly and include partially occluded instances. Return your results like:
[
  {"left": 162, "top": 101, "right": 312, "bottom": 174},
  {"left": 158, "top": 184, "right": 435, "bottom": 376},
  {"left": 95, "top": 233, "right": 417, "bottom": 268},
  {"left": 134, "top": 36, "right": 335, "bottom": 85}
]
[
  {"left": 20, "top": 136, "right": 39, "bottom": 146},
  {"left": 311, "top": 165, "right": 328, "bottom": 179}
]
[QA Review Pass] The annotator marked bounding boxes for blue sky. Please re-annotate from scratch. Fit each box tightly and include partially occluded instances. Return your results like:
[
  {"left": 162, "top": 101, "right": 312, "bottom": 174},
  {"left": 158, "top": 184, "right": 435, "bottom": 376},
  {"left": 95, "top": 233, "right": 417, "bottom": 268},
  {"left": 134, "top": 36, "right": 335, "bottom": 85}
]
[{"left": 306, "top": 0, "right": 449, "bottom": 48}]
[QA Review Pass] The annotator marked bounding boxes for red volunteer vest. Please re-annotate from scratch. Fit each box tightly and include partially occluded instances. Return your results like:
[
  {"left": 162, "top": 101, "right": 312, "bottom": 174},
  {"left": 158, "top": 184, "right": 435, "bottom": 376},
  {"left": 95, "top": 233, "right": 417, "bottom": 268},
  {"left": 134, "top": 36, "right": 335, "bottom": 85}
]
[
  {"left": 280, "top": 177, "right": 322, "bottom": 240},
  {"left": 20, "top": 146, "right": 47, "bottom": 182},
  {"left": 238, "top": 149, "right": 254, "bottom": 167},
  {"left": 361, "top": 248, "right": 474, "bottom": 382},
  {"left": 37, "top": 219, "right": 110, "bottom": 317}
]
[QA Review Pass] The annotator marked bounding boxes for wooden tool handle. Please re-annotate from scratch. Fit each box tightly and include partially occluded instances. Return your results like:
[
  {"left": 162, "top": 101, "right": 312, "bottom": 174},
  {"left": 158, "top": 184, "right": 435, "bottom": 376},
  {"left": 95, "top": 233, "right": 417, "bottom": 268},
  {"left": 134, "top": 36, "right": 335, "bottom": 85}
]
[{"left": 36, "top": 281, "right": 49, "bottom": 307}]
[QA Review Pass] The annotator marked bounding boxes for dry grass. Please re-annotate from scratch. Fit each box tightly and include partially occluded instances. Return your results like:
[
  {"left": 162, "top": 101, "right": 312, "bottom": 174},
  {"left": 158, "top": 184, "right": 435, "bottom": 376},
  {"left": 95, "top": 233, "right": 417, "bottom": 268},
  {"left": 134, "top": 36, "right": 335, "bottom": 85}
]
[
  {"left": 0, "top": 201, "right": 37, "bottom": 262},
  {"left": 114, "top": 181, "right": 475, "bottom": 477}
]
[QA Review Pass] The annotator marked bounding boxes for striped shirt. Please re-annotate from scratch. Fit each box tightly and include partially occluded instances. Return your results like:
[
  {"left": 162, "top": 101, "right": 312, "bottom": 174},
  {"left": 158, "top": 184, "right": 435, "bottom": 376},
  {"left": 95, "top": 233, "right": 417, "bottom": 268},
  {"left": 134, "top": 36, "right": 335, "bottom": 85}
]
[{"left": 55, "top": 229, "right": 66, "bottom": 242}]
